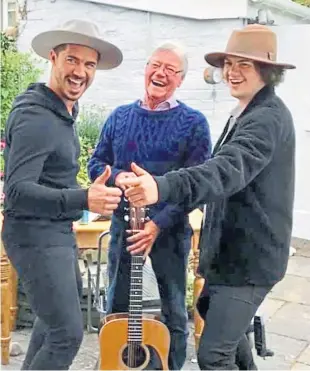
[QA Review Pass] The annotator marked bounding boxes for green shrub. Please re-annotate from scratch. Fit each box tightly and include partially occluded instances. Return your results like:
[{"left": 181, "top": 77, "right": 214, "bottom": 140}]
[
  {"left": 1, "top": 32, "right": 42, "bottom": 208},
  {"left": 0, "top": 33, "right": 42, "bottom": 137},
  {"left": 292, "top": 0, "right": 310, "bottom": 6},
  {"left": 76, "top": 105, "right": 109, "bottom": 187},
  {"left": 186, "top": 269, "right": 195, "bottom": 315}
]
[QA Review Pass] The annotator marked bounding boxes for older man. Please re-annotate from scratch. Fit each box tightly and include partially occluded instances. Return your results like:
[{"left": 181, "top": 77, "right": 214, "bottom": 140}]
[
  {"left": 2, "top": 19, "right": 123, "bottom": 370},
  {"left": 122, "top": 25, "right": 296, "bottom": 370},
  {"left": 88, "top": 42, "right": 212, "bottom": 369}
]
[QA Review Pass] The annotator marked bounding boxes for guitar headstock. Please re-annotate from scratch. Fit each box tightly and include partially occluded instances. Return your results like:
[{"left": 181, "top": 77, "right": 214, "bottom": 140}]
[{"left": 124, "top": 198, "right": 149, "bottom": 231}]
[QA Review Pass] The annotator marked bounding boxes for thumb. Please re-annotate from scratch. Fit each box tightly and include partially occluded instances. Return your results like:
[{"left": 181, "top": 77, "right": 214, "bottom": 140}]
[
  {"left": 131, "top": 162, "right": 148, "bottom": 176},
  {"left": 94, "top": 165, "right": 111, "bottom": 184}
]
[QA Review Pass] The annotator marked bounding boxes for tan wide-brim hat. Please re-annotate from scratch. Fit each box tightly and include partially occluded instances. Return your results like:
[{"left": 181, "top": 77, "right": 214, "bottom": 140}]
[
  {"left": 31, "top": 19, "right": 123, "bottom": 70},
  {"left": 205, "top": 24, "right": 296, "bottom": 70}
]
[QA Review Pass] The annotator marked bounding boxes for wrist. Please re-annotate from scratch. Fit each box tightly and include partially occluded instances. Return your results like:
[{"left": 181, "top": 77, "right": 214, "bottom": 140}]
[{"left": 149, "top": 219, "right": 160, "bottom": 234}]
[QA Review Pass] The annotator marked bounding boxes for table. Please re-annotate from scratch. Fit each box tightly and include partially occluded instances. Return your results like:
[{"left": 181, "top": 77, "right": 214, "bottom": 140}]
[
  {"left": 1, "top": 210, "right": 204, "bottom": 364},
  {"left": 73, "top": 219, "right": 111, "bottom": 249}
]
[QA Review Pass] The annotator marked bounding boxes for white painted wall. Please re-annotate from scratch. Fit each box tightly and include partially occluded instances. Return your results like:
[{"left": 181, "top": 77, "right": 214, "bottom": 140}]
[
  {"left": 80, "top": 0, "right": 249, "bottom": 20},
  {"left": 273, "top": 24, "right": 310, "bottom": 240}
]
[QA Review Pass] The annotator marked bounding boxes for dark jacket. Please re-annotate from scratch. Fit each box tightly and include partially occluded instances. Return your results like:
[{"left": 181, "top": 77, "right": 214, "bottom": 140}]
[
  {"left": 3, "top": 83, "right": 88, "bottom": 223},
  {"left": 155, "top": 85, "right": 295, "bottom": 286}
]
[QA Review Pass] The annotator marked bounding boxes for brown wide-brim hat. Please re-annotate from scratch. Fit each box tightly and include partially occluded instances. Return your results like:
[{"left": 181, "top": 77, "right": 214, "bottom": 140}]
[
  {"left": 32, "top": 19, "right": 123, "bottom": 70},
  {"left": 205, "top": 24, "right": 296, "bottom": 70}
]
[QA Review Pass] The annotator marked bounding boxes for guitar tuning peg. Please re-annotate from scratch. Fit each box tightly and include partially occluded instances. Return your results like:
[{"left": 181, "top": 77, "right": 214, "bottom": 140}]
[
  {"left": 145, "top": 216, "right": 150, "bottom": 222},
  {"left": 124, "top": 197, "right": 128, "bottom": 203},
  {"left": 124, "top": 215, "right": 129, "bottom": 222}
]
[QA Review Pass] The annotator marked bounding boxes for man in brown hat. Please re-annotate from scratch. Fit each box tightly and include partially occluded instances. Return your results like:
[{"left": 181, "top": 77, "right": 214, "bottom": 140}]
[
  {"left": 2, "top": 19, "right": 123, "bottom": 370},
  {"left": 121, "top": 24, "right": 296, "bottom": 369}
]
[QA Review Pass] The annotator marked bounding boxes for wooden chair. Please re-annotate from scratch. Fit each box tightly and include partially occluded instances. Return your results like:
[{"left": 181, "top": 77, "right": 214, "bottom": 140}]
[
  {"left": 1, "top": 211, "right": 19, "bottom": 365},
  {"left": 1, "top": 245, "right": 12, "bottom": 365}
]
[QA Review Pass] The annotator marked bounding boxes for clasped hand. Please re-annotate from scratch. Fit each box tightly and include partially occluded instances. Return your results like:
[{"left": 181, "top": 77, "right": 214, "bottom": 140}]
[
  {"left": 88, "top": 164, "right": 160, "bottom": 257},
  {"left": 119, "top": 162, "right": 159, "bottom": 207}
]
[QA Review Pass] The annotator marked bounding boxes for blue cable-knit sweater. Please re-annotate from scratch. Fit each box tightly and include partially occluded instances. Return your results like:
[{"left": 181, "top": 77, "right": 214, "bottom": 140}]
[{"left": 88, "top": 100, "right": 212, "bottom": 229}]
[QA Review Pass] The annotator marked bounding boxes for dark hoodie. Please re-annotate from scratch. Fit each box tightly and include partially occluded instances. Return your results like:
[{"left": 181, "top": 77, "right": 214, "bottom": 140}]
[{"left": 3, "top": 83, "right": 88, "bottom": 225}]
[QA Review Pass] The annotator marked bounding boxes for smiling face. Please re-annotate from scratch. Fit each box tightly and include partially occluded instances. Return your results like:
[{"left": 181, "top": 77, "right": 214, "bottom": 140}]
[
  {"left": 48, "top": 44, "right": 98, "bottom": 112},
  {"left": 144, "top": 49, "right": 184, "bottom": 109},
  {"left": 223, "top": 56, "right": 265, "bottom": 106}
]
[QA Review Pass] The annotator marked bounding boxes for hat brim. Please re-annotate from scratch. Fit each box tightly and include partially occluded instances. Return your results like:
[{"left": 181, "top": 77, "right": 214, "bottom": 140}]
[
  {"left": 204, "top": 52, "right": 296, "bottom": 70},
  {"left": 31, "top": 30, "right": 123, "bottom": 70}
]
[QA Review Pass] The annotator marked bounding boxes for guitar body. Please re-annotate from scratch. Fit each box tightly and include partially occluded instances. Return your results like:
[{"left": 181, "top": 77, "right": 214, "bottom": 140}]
[
  {"left": 97, "top": 204, "right": 171, "bottom": 370},
  {"left": 98, "top": 313, "right": 170, "bottom": 370}
]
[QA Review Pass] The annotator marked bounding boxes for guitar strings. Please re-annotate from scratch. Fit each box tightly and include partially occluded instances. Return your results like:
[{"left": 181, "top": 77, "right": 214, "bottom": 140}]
[{"left": 128, "top": 207, "right": 145, "bottom": 368}]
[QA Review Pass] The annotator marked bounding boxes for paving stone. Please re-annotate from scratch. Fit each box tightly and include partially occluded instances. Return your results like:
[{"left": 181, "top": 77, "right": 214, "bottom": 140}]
[
  {"left": 1, "top": 357, "right": 22, "bottom": 371},
  {"left": 269, "top": 275, "right": 310, "bottom": 305},
  {"left": 71, "top": 333, "right": 99, "bottom": 370},
  {"left": 298, "top": 344, "right": 310, "bottom": 365},
  {"left": 254, "top": 333, "right": 308, "bottom": 370},
  {"left": 292, "top": 238, "right": 310, "bottom": 258},
  {"left": 297, "top": 247, "right": 310, "bottom": 258},
  {"left": 267, "top": 303, "right": 310, "bottom": 342},
  {"left": 256, "top": 297, "right": 286, "bottom": 321},
  {"left": 292, "top": 362, "right": 310, "bottom": 370},
  {"left": 286, "top": 256, "right": 310, "bottom": 279}
]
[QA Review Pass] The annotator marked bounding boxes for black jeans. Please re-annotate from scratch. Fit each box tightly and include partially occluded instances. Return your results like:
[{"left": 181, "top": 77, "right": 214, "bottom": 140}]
[
  {"left": 2, "top": 220, "right": 83, "bottom": 370},
  {"left": 197, "top": 285, "right": 272, "bottom": 370}
]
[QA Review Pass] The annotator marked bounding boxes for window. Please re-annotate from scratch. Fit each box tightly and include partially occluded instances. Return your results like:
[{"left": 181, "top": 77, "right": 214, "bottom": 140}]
[
  {"left": 8, "top": 0, "right": 17, "bottom": 27},
  {"left": 0, "top": 0, "right": 18, "bottom": 31}
]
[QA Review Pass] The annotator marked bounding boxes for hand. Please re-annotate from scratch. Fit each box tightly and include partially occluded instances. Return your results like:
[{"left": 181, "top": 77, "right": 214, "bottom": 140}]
[
  {"left": 120, "top": 163, "right": 159, "bottom": 207},
  {"left": 115, "top": 171, "right": 137, "bottom": 190},
  {"left": 126, "top": 220, "right": 159, "bottom": 259},
  {"left": 88, "top": 166, "right": 122, "bottom": 215}
]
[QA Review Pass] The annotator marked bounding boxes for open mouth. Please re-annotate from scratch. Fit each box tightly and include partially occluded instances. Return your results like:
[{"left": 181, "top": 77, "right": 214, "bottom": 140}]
[
  {"left": 67, "top": 78, "right": 85, "bottom": 92},
  {"left": 151, "top": 80, "right": 166, "bottom": 88},
  {"left": 229, "top": 79, "right": 244, "bottom": 87}
]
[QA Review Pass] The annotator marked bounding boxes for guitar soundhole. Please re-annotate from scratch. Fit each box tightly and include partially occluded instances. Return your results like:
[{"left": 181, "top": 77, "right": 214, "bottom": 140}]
[{"left": 122, "top": 343, "right": 147, "bottom": 369}]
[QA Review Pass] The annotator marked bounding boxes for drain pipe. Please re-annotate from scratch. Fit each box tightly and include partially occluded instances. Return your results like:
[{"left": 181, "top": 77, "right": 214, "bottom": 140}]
[{"left": 250, "top": 0, "right": 310, "bottom": 20}]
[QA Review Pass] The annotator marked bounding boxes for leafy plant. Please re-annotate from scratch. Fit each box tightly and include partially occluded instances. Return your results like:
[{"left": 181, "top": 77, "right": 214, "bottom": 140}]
[
  {"left": 1, "top": 32, "right": 42, "bottom": 138},
  {"left": 292, "top": 0, "right": 310, "bottom": 6},
  {"left": 186, "top": 269, "right": 195, "bottom": 316},
  {"left": 76, "top": 105, "right": 109, "bottom": 187},
  {"left": 0, "top": 33, "right": 17, "bottom": 52},
  {"left": 1, "top": 33, "right": 42, "bottom": 208}
]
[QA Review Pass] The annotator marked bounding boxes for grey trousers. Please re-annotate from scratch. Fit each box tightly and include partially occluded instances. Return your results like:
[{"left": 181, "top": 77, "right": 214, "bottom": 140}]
[{"left": 197, "top": 285, "right": 272, "bottom": 370}]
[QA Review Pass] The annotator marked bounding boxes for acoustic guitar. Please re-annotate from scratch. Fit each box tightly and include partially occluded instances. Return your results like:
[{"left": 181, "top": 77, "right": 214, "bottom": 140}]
[{"left": 98, "top": 204, "right": 170, "bottom": 370}]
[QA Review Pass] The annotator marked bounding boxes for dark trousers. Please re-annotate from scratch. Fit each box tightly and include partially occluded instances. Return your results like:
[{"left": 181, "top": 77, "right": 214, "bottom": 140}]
[
  {"left": 2, "top": 221, "right": 83, "bottom": 370},
  {"left": 197, "top": 285, "right": 272, "bottom": 370},
  {"left": 106, "top": 217, "right": 192, "bottom": 370}
]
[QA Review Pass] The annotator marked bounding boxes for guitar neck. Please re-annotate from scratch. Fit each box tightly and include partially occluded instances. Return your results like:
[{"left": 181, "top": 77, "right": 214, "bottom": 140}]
[
  {"left": 126, "top": 204, "right": 146, "bottom": 344},
  {"left": 128, "top": 253, "right": 144, "bottom": 343}
]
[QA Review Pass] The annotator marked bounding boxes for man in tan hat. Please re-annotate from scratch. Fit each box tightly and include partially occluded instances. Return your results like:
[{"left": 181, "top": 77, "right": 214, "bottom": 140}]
[
  {"left": 121, "top": 24, "right": 296, "bottom": 369},
  {"left": 2, "top": 19, "right": 123, "bottom": 370}
]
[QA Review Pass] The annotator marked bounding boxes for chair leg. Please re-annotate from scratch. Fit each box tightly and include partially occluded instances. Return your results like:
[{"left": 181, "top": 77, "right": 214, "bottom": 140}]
[{"left": 1, "top": 254, "right": 12, "bottom": 365}]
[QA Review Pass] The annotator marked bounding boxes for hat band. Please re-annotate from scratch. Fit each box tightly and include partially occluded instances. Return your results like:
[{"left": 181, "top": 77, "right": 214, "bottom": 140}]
[{"left": 226, "top": 50, "right": 276, "bottom": 61}]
